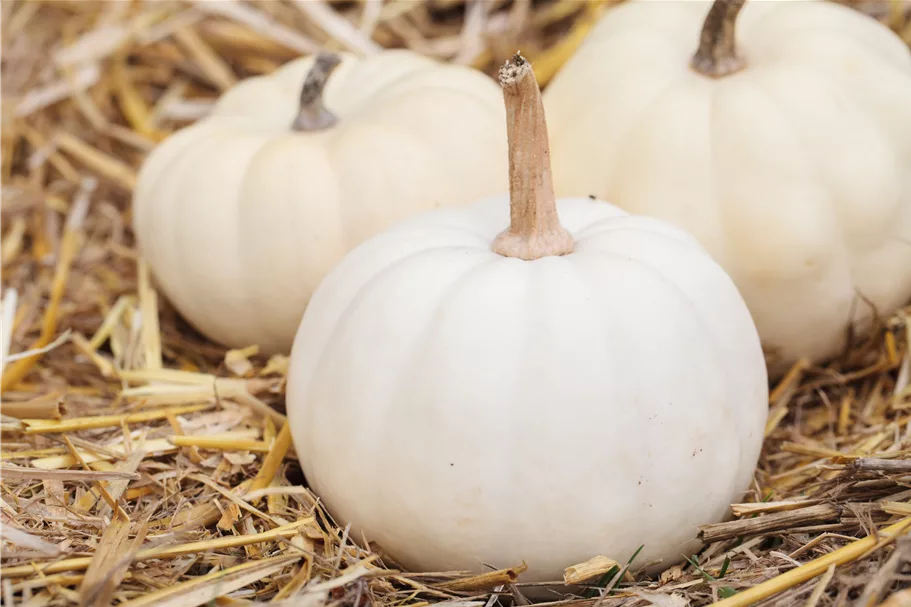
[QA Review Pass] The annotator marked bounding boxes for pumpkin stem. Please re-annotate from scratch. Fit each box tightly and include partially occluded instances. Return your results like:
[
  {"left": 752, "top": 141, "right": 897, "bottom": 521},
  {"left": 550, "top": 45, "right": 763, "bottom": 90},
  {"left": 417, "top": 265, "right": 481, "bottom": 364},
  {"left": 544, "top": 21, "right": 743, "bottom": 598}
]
[
  {"left": 691, "top": 0, "right": 747, "bottom": 78},
  {"left": 292, "top": 52, "right": 342, "bottom": 131},
  {"left": 491, "top": 53, "right": 574, "bottom": 261}
]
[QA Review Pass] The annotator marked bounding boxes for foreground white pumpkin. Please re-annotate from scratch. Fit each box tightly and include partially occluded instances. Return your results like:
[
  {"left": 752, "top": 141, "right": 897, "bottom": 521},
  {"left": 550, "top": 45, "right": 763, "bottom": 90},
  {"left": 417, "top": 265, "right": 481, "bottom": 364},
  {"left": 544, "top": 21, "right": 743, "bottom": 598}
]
[
  {"left": 133, "top": 49, "right": 508, "bottom": 354},
  {"left": 543, "top": 0, "right": 911, "bottom": 377},
  {"left": 287, "top": 54, "right": 768, "bottom": 583}
]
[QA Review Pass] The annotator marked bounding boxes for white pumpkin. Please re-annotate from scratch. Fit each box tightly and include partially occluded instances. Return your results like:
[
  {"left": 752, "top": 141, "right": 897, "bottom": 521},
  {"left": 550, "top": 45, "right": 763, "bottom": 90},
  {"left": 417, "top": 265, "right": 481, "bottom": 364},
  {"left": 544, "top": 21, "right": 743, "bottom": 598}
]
[
  {"left": 543, "top": 0, "right": 911, "bottom": 377},
  {"left": 133, "top": 49, "right": 508, "bottom": 354},
  {"left": 286, "top": 54, "right": 769, "bottom": 583}
]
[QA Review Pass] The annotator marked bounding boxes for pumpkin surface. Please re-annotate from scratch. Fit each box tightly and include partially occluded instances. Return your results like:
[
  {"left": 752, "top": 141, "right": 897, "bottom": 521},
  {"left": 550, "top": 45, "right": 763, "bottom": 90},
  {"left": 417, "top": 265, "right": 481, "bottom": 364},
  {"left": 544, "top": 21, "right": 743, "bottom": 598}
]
[
  {"left": 133, "top": 50, "right": 508, "bottom": 353},
  {"left": 286, "top": 54, "right": 769, "bottom": 582},
  {"left": 543, "top": 0, "right": 911, "bottom": 375}
]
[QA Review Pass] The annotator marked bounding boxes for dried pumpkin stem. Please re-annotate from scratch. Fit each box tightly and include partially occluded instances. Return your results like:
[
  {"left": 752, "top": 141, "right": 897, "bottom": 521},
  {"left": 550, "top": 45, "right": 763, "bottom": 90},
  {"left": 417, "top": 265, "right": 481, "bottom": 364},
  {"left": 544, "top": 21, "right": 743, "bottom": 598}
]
[
  {"left": 492, "top": 53, "right": 574, "bottom": 260},
  {"left": 292, "top": 52, "right": 342, "bottom": 132},
  {"left": 691, "top": 0, "right": 747, "bottom": 78}
]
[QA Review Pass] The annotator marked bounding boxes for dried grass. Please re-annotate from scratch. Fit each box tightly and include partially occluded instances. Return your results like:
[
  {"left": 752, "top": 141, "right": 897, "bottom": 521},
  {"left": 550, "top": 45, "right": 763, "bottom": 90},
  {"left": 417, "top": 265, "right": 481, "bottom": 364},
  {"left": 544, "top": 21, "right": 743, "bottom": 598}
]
[{"left": 2, "top": 0, "right": 911, "bottom": 606}]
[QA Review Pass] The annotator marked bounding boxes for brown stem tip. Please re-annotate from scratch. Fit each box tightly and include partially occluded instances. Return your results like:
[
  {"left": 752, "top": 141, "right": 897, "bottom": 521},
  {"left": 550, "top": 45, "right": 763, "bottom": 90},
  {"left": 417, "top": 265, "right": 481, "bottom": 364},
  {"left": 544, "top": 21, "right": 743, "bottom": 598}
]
[
  {"left": 690, "top": 0, "right": 747, "bottom": 78},
  {"left": 491, "top": 53, "right": 574, "bottom": 261},
  {"left": 292, "top": 51, "right": 342, "bottom": 132}
]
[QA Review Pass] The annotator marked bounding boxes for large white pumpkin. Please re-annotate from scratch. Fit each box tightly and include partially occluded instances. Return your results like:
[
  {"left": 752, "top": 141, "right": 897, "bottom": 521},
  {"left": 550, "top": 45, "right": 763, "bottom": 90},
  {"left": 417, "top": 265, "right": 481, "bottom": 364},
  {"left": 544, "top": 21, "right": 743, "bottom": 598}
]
[
  {"left": 543, "top": 0, "right": 911, "bottom": 377},
  {"left": 133, "top": 49, "right": 508, "bottom": 354},
  {"left": 286, "top": 54, "right": 768, "bottom": 583}
]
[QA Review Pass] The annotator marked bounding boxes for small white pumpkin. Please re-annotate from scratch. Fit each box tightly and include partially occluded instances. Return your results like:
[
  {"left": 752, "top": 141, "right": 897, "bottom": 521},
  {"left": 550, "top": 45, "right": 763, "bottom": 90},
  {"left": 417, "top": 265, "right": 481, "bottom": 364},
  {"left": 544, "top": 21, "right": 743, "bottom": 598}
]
[
  {"left": 543, "top": 0, "right": 911, "bottom": 377},
  {"left": 286, "top": 54, "right": 769, "bottom": 583},
  {"left": 133, "top": 49, "right": 508, "bottom": 354}
]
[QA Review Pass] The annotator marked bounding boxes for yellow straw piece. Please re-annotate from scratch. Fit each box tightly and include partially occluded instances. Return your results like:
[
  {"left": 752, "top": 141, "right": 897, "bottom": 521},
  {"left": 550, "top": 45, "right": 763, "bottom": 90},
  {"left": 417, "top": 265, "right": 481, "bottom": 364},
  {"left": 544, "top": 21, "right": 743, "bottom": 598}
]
[
  {"left": 712, "top": 518, "right": 911, "bottom": 607},
  {"left": 21, "top": 403, "right": 212, "bottom": 434}
]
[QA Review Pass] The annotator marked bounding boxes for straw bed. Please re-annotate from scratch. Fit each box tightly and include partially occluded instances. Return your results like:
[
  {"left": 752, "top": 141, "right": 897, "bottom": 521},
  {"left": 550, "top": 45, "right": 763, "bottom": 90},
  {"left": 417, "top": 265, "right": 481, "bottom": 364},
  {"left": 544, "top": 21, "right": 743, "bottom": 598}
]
[{"left": 2, "top": 0, "right": 911, "bottom": 605}]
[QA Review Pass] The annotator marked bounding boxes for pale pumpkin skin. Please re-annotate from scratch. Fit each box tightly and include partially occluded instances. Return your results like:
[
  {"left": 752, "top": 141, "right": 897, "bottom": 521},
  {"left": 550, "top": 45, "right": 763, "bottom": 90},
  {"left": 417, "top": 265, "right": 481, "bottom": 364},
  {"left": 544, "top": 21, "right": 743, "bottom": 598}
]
[
  {"left": 286, "top": 195, "right": 769, "bottom": 581},
  {"left": 543, "top": 0, "right": 911, "bottom": 376},
  {"left": 132, "top": 50, "right": 508, "bottom": 354},
  {"left": 287, "top": 52, "right": 769, "bottom": 584}
]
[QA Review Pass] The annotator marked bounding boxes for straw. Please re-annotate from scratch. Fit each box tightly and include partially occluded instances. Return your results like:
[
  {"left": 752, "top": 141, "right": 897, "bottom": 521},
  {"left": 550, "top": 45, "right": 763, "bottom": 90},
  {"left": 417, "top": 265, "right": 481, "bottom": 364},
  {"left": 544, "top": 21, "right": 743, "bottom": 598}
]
[{"left": 2, "top": 0, "right": 910, "bottom": 605}]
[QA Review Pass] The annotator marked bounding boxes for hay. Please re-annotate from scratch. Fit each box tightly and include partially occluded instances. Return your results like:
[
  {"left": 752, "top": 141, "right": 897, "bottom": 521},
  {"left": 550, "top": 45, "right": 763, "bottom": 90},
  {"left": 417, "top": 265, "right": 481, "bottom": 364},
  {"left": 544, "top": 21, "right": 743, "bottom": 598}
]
[{"left": 2, "top": 0, "right": 911, "bottom": 605}]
